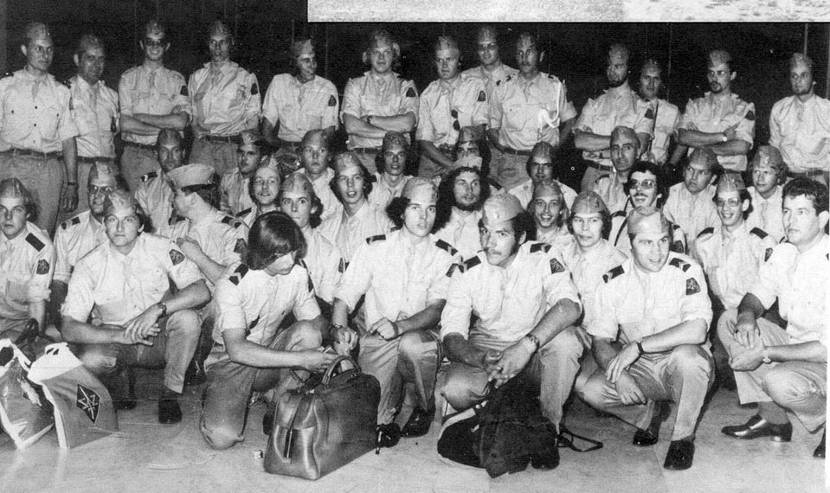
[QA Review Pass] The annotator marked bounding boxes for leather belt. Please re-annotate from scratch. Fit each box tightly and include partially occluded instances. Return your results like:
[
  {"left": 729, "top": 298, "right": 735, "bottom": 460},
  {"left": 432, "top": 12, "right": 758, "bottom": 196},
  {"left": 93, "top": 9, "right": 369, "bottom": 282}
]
[
  {"left": 350, "top": 147, "right": 381, "bottom": 154},
  {"left": 501, "top": 147, "right": 531, "bottom": 157},
  {"left": 584, "top": 159, "right": 614, "bottom": 172},
  {"left": 202, "top": 134, "right": 241, "bottom": 144},
  {"left": 77, "top": 156, "right": 116, "bottom": 164},
  {"left": 0, "top": 148, "right": 62, "bottom": 159},
  {"left": 124, "top": 141, "right": 156, "bottom": 151}
]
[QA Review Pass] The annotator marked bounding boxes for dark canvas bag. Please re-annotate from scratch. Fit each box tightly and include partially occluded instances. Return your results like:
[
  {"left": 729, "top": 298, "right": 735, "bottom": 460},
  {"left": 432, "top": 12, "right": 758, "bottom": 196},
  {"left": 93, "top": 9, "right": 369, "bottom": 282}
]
[{"left": 264, "top": 355, "right": 380, "bottom": 480}]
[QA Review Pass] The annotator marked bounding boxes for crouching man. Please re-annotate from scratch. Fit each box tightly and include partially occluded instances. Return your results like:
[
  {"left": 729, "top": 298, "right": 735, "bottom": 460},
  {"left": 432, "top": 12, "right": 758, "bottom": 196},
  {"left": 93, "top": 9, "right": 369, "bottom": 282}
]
[
  {"left": 200, "top": 212, "right": 336, "bottom": 450},
  {"left": 437, "top": 193, "right": 582, "bottom": 469},
  {"left": 576, "top": 206, "right": 713, "bottom": 470},
  {"left": 62, "top": 190, "right": 209, "bottom": 423}
]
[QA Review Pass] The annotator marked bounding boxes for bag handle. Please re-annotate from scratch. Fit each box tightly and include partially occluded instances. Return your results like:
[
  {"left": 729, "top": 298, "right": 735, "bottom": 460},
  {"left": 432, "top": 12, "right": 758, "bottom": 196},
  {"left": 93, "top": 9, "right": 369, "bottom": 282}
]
[
  {"left": 558, "top": 425, "right": 603, "bottom": 452},
  {"left": 321, "top": 355, "right": 361, "bottom": 386}
]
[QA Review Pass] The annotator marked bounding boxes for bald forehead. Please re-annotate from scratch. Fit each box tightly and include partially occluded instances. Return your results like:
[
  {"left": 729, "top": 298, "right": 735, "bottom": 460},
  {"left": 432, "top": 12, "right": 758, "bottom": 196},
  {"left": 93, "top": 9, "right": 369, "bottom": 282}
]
[{"left": 629, "top": 211, "right": 665, "bottom": 235}]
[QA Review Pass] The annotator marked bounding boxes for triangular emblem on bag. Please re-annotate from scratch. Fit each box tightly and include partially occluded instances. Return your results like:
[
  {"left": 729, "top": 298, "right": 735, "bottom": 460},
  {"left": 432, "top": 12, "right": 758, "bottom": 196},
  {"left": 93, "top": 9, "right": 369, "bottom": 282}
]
[{"left": 76, "top": 384, "right": 100, "bottom": 422}]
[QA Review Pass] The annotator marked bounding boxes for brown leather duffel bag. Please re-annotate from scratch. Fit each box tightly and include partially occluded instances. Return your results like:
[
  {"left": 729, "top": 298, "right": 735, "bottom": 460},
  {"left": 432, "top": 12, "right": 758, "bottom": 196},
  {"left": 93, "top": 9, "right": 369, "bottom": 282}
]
[{"left": 264, "top": 355, "right": 380, "bottom": 480}]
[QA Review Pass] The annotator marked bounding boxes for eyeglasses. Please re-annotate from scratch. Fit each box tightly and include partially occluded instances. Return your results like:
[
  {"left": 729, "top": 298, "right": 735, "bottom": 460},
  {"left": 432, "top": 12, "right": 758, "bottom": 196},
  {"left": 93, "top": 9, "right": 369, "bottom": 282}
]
[
  {"left": 143, "top": 37, "right": 167, "bottom": 48},
  {"left": 89, "top": 185, "right": 114, "bottom": 196},
  {"left": 630, "top": 179, "right": 656, "bottom": 190},
  {"left": 715, "top": 198, "right": 741, "bottom": 208},
  {"left": 451, "top": 109, "right": 460, "bottom": 131}
]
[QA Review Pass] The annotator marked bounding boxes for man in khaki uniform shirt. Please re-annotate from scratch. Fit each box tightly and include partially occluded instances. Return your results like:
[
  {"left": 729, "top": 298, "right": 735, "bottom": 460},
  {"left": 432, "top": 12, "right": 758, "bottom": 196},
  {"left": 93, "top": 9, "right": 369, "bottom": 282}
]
[
  {"left": 119, "top": 20, "right": 189, "bottom": 191},
  {"left": 636, "top": 59, "right": 681, "bottom": 167},
  {"left": 135, "top": 129, "right": 184, "bottom": 232},
  {"left": 769, "top": 53, "right": 830, "bottom": 185},
  {"left": 677, "top": 50, "right": 755, "bottom": 173},
  {"left": 219, "top": 129, "right": 260, "bottom": 215},
  {"left": 188, "top": 21, "right": 260, "bottom": 177},
  {"left": 461, "top": 25, "right": 518, "bottom": 106},
  {"left": 298, "top": 129, "right": 341, "bottom": 223},
  {"left": 417, "top": 36, "right": 488, "bottom": 179},
  {"left": 342, "top": 29, "right": 418, "bottom": 174},
  {"left": 0, "top": 22, "right": 80, "bottom": 233},
  {"left": 746, "top": 146, "right": 786, "bottom": 242},
  {"left": 663, "top": 148, "right": 721, "bottom": 253},
  {"left": 369, "top": 131, "right": 412, "bottom": 212},
  {"left": 507, "top": 141, "right": 576, "bottom": 210}
]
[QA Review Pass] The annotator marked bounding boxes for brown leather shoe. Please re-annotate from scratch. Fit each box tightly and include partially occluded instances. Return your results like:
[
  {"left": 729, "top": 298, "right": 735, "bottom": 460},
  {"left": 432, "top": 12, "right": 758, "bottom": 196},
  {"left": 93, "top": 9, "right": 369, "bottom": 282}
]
[{"left": 721, "top": 415, "right": 792, "bottom": 442}]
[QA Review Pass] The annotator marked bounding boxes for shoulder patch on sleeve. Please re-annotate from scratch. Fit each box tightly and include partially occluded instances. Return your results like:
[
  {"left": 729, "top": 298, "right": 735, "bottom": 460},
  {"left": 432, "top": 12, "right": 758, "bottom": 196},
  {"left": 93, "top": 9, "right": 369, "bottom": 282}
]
[
  {"left": 445, "top": 263, "right": 459, "bottom": 278},
  {"left": 644, "top": 107, "right": 655, "bottom": 119},
  {"left": 603, "top": 265, "right": 624, "bottom": 283},
  {"left": 36, "top": 259, "right": 50, "bottom": 275},
  {"left": 462, "top": 256, "right": 481, "bottom": 272},
  {"left": 180, "top": 85, "right": 188, "bottom": 96},
  {"left": 530, "top": 242, "right": 552, "bottom": 254},
  {"left": 477, "top": 90, "right": 486, "bottom": 102},
  {"left": 169, "top": 249, "right": 185, "bottom": 265},
  {"left": 328, "top": 95, "right": 337, "bottom": 107},
  {"left": 435, "top": 239, "right": 458, "bottom": 257},
  {"left": 235, "top": 207, "right": 252, "bottom": 218},
  {"left": 686, "top": 277, "right": 701, "bottom": 295},
  {"left": 25, "top": 234, "right": 45, "bottom": 252},
  {"left": 764, "top": 247, "right": 774, "bottom": 262},
  {"left": 669, "top": 257, "right": 691, "bottom": 272},
  {"left": 745, "top": 110, "right": 755, "bottom": 121},
  {"left": 141, "top": 171, "right": 158, "bottom": 182},
  {"left": 405, "top": 87, "right": 416, "bottom": 98},
  {"left": 366, "top": 234, "right": 386, "bottom": 244},
  {"left": 549, "top": 258, "right": 565, "bottom": 274},
  {"left": 697, "top": 227, "right": 714, "bottom": 238},
  {"left": 749, "top": 227, "right": 768, "bottom": 239},
  {"left": 221, "top": 215, "right": 234, "bottom": 225},
  {"left": 670, "top": 240, "right": 685, "bottom": 254}
]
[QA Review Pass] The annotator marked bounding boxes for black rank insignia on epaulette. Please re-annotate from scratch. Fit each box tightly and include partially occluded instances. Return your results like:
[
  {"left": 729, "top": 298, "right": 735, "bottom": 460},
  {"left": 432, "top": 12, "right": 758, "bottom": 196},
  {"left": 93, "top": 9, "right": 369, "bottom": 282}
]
[
  {"left": 366, "top": 234, "right": 386, "bottom": 244},
  {"left": 745, "top": 110, "right": 755, "bottom": 121},
  {"left": 530, "top": 242, "right": 551, "bottom": 254},
  {"left": 749, "top": 227, "right": 768, "bottom": 239},
  {"left": 233, "top": 238, "right": 246, "bottom": 254},
  {"left": 686, "top": 277, "right": 701, "bottom": 295},
  {"left": 405, "top": 87, "right": 416, "bottom": 98},
  {"left": 669, "top": 257, "right": 690, "bottom": 272},
  {"left": 36, "top": 259, "right": 50, "bottom": 275},
  {"left": 25, "top": 233, "right": 45, "bottom": 252},
  {"left": 603, "top": 265, "right": 624, "bottom": 283},
  {"left": 764, "top": 248, "right": 774, "bottom": 262},
  {"left": 504, "top": 75, "right": 513, "bottom": 83},
  {"left": 435, "top": 239, "right": 458, "bottom": 257},
  {"left": 61, "top": 216, "right": 82, "bottom": 230},
  {"left": 549, "top": 258, "right": 565, "bottom": 274},
  {"left": 251, "top": 82, "right": 259, "bottom": 95},
  {"left": 461, "top": 255, "right": 481, "bottom": 273},
  {"left": 248, "top": 317, "right": 260, "bottom": 330},
  {"left": 328, "top": 95, "right": 337, "bottom": 107},
  {"left": 229, "top": 264, "right": 249, "bottom": 285},
  {"left": 477, "top": 90, "right": 486, "bottom": 102},
  {"left": 697, "top": 227, "right": 714, "bottom": 238},
  {"left": 180, "top": 85, "right": 188, "bottom": 96},
  {"left": 644, "top": 107, "right": 655, "bottom": 119},
  {"left": 110, "top": 116, "right": 117, "bottom": 133},
  {"left": 445, "top": 263, "right": 459, "bottom": 278},
  {"left": 141, "top": 171, "right": 158, "bottom": 182},
  {"left": 169, "top": 249, "right": 184, "bottom": 265},
  {"left": 236, "top": 207, "right": 252, "bottom": 218},
  {"left": 611, "top": 210, "right": 626, "bottom": 219}
]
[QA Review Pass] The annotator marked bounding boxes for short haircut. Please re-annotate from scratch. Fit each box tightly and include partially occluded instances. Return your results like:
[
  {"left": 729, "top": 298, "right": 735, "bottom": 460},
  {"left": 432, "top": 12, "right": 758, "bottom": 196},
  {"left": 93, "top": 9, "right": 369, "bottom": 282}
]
[
  {"left": 686, "top": 147, "right": 722, "bottom": 177},
  {"left": 607, "top": 43, "right": 630, "bottom": 63},
  {"left": 566, "top": 190, "right": 613, "bottom": 240},
  {"left": 434, "top": 166, "right": 491, "bottom": 231},
  {"left": 301, "top": 128, "right": 330, "bottom": 150},
  {"left": 330, "top": 153, "right": 374, "bottom": 202},
  {"left": 611, "top": 126, "right": 639, "bottom": 150},
  {"left": 627, "top": 206, "right": 671, "bottom": 243},
  {"left": 0, "top": 177, "right": 38, "bottom": 222},
  {"left": 525, "top": 142, "right": 557, "bottom": 177},
  {"left": 623, "top": 160, "right": 668, "bottom": 208},
  {"left": 289, "top": 37, "right": 315, "bottom": 59},
  {"left": 782, "top": 177, "right": 829, "bottom": 215},
  {"left": 246, "top": 211, "right": 307, "bottom": 270},
  {"left": 23, "top": 22, "right": 51, "bottom": 47},
  {"left": 789, "top": 52, "right": 814, "bottom": 74},
  {"left": 363, "top": 29, "right": 400, "bottom": 64},
  {"left": 76, "top": 34, "right": 105, "bottom": 57}
]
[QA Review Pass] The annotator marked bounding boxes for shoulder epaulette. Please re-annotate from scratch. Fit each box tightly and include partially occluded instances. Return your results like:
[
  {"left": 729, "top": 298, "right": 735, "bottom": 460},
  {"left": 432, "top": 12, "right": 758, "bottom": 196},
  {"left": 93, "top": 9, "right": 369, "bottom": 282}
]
[
  {"left": 530, "top": 242, "right": 552, "bottom": 254},
  {"left": 366, "top": 234, "right": 386, "bottom": 244},
  {"left": 669, "top": 257, "right": 691, "bottom": 272},
  {"left": 61, "top": 216, "right": 82, "bottom": 230},
  {"left": 611, "top": 210, "right": 626, "bottom": 219},
  {"left": 236, "top": 207, "right": 252, "bottom": 218},
  {"left": 25, "top": 233, "right": 45, "bottom": 252},
  {"left": 749, "top": 227, "right": 768, "bottom": 239},
  {"left": 602, "top": 265, "right": 624, "bottom": 283},
  {"left": 488, "top": 178, "right": 502, "bottom": 190},
  {"left": 220, "top": 215, "right": 243, "bottom": 228},
  {"left": 435, "top": 239, "right": 458, "bottom": 256},
  {"left": 697, "top": 227, "right": 714, "bottom": 238},
  {"left": 141, "top": 171, "right": 158, "bottom": 182},
  {"left": 461, "top": 255, "right": 482, "bottom": 272},
  {"left": 229, "top": 264, "right": 250, "bottom": 285}
]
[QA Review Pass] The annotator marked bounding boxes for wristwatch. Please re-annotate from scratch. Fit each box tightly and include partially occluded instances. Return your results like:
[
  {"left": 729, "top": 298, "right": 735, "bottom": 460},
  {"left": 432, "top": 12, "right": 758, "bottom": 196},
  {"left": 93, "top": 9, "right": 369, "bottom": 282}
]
[
  {"left": 524, "top": 333, "right": 540, "bottom": 352},
  {"left": 720, "top": 133, "right": 728, "bottom": 143},
  {"left": 762, "top": 347, "right": 772, "bottom": 364},
  {"left": 157, "top": 302, "right": 168, "bottom": 318}
]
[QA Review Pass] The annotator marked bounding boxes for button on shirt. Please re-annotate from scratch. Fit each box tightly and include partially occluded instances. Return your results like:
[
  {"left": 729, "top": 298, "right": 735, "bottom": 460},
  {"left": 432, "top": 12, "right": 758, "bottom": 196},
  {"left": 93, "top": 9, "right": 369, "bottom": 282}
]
[
  {"left": 300, "top": 167, "right": 342, "bottom": 223},
  {"left": 62, "top": 233, "right": 202, "bottom": 326},
  {"left": 188, "top": 61, "right": 260, "bottom": 137},
  {"left": 318, "top": 201, "right": 393, "bottom": 262},
  {"left": 750, "top": 235, "right": 829, "bottom": 345},
  {"left": 434, "top": 209, "right": 482, "bottom": 260},
  {"left": 562, "top": 239, "right": 627, "bottom": 327},
  {"left": 54, "top": 211, "right": 108, "bottom": 284},
  {"left": 663, "top": 183, "right": 720, "bottom": 245},
  {"left": 219, "top": 168, "right": 254, "bottom": 215},
  {"left": 69, "top": 75, "right": 118, "bottom": 158},
  {"left": 119, "top": 65, "right": 189, "bottom": 145},
  {"left": 302, "top": 226, "right": 344, "bottom": 304},
  {"left": 336, "top": 230, "right": 455, "bottom": 331},
  {"left": 461, "top": 63, "right": 518, "bottom": 106},
  {"left": 576, "top": 83, "right": 652, "bottom": 168},
  {"left": 588, "top": 253, "right": 712, "bottom": 344},
  {"left": 0, "top": 223, "right": 54, "bottom": 320},
  {"left": 368, "top": 173, "right": 410, "bottom": 211},
  {"left": 441, "top": 242, "right": 581, "bottom": 344},
  {"left": 507, "top": 178, "right": 576, "bottom": 210},
  {"left": 134, "top": 169, "right": 174, "bottom": 233},
  {"left": 694, "top": 223, "right": 778, "bottom": 310},
  {"left": 637, "top": 97, "right": 680, "bottom": 165},
  {"left": 262, "top": 74, "right": 339, "bottom": 143},
  {"left": 678, "top": 92, "right": 756, "bottom": 171},
  {"left": 490, "top": 72, "right": 577, "bottom": 151},
  {"left": 416, "top": 74, "right": 488, "bottom": 148},
  {"left": 0, "top": 70, "right": 78, "bottom": 152},
  {"left": 746, "top": 186, "right": 785, "bottom": 242},
  {"left": 769, "top": 94, "right": 830, "bottom": 173},
  {"left": 341, "top": 72, "right": 419, "bottom": 149},
  {"left": 213, "top": 264, "right": 321, "bottom": 347}
]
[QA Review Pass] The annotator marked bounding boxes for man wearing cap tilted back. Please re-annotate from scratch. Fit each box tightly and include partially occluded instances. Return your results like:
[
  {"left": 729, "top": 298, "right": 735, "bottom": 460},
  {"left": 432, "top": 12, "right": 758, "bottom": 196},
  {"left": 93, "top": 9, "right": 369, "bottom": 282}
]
[
  {"left": 188, "top": 20, "right": 260, "bottom": 177},
  {"left": 135, "top": 129, "right": 184, "bottom": 232},
  {"left": 0, "top": 22, "right": 79, "bottom": 233},
  {"left": 438, "top": 193, "right": 582, "bottom": 469},
  {"left": 118, "top": 20, "right": 189, "bottom": 191},
  {"left": 332, "top": 178, "right": 456, "bottom": 447},
  {"left": 591, "top": 126, "right": 640, "bottom": 213},
  {"left": 61, "top": 190, "right": 209, "bottom": 423},
  {"left": 219, "top": 129, "right": 261, "bottom": 215},
  {"left": 746, "top": 146, "right": 787, "bottom": 242},
  {"left": 718, "top": 178, "right": 829, "bottom": 459},
  {"left": 677, "top": 49, "right": 755, "bottom": 173},
  {"left": 576, "top": 207, "right": 713, "bottom": 470},
  {"left": 507, "top": 141, "right": 577, "bottom": 210},
  {"left": 529, "top": 180, "right": 574, "bottom": 253}
]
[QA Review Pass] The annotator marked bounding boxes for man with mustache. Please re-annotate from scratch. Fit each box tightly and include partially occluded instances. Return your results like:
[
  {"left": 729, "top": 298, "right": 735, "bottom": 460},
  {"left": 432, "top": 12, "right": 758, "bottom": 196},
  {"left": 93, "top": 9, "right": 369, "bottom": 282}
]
[
  {"left": 66, "top": 34, "right": 119, "bottom": 216},
  {"left": 718, "top": 178, "right": 828, "bottom": 458},
  {"left": 417, "top": 36, "right": 488, "bottom": 180},
  {"left": 677, "top": 49, "right": 755, "bottom": 173},
  {"left": 489, "top": 32, "right": 577, "bottom": 190},
  {"left": 135, "top": 129, "right": 185, "bottom": 232},
  {"left": 342, "top": 29, "right": 418, "bottom": 174},
  {"left": 529, "top": 180, "right": 574, "bottom": 252},
  {"left": 188, "top": 20, "right": 260, "bottom": 177},
  {"left": 574, "top": 44, "right": 652, "bottom": 193},
  {"left": 635, "top": 59, "right": 682, "bottom": 167},
  {"left": 769, "top": 53, "right": 830, "bottom": 185},
  {"left": 433, "top": 164, "right": 491, "bottom": 260}
]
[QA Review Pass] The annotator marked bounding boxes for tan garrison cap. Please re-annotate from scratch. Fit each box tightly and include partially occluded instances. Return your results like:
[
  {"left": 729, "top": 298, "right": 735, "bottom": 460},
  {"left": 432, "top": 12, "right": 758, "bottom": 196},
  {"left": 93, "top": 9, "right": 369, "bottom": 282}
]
[{"left": 167, "top": 163, "right": 215, "bottom": 189}]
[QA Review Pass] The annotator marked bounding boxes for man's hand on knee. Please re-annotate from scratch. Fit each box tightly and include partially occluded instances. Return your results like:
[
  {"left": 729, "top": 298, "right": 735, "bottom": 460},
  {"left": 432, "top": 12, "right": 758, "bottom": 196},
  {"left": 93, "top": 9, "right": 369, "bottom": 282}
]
[{"left": 615, "top": 372, "right": 646, "bottom": 405}]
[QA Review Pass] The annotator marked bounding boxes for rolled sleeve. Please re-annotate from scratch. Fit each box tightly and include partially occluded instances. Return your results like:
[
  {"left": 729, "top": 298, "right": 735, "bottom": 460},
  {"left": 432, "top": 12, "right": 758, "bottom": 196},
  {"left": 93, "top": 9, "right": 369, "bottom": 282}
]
[
  {"left": 293, "top": 268, "right": 322, "bottom": 321},
  {"left": 334, "top": 242, "right": 373, "bottom": 310},
  {"left": 425, "top": 253, "right": 454, "bottom": 304},
  {"left": 439, "top": 273, "right": 472, "bottom": 341},
  {"left": 214, "top": 279, "right": 246, "bottom": 333},
  {"left": 261, "top": 76, "right": 281, "bottom": 126},
  {"left": 679, "top": 263, "right": 713, "bottom": 325},
  {"left": 415, "top": 91, "right": 436, "bottom": 142},
  {"left": 575, "top": 97, "right": 599, "bottom": 132},
  {"left": 586, "top": 281, "right": 618, "bottom": 339},
  {"left": 61, "top": 261, "right": 95, "bottom": 323},
  {"left": 558, "top": 82, "right": 577, "bottom": 123},
  {"left": 341, "top": 78, "right": 362, "bottom": 121},
  {"left": 399, "top": 80, "right": 419, "bottom": 125}
]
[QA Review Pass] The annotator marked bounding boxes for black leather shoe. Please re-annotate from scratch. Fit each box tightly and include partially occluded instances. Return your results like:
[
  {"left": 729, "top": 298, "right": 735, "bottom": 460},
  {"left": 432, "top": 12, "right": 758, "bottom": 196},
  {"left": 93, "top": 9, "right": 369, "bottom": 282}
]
[
  {"left": 633, "top": 427, "right": 659, "bottom": 447},
  {"left": 814, "top": 431, "right": 826, "bottom": 458},
  {"left": 401, "top": 407, "right": 434, "bottom": 437},
  {"left": 376, "top": 423, "right": 401, "bottom": 448},
  {"left": 721, "top": 415, "right": 792, "bottom": 442},
  {"left": 184, "top": 358, "right": 206, "bottom": 386},
  {"left": 158, "top": 395, "right": 182, "bottom": 424},
  {"left": 663, "top": 438, "right": 695, "bottom": 470}
]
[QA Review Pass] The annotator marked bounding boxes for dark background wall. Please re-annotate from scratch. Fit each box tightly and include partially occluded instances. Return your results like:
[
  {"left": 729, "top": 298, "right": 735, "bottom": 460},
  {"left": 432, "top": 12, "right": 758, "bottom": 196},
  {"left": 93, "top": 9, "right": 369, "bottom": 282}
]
[{"left": 4, "top": 0, "right": 829, "bottom": 145}]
